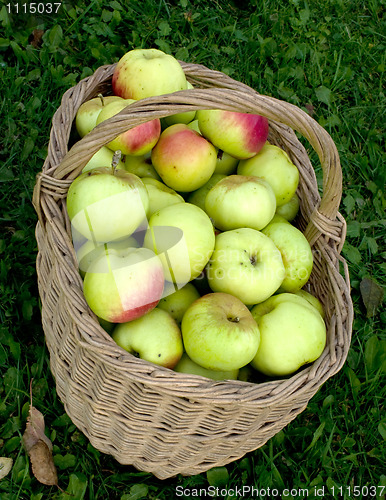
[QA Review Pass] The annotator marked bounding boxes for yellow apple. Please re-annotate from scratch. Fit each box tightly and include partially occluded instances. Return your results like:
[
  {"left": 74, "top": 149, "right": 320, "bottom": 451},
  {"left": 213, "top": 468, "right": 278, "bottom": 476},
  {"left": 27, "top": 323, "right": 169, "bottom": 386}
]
[
  {"left": 75, "top": 95, "right": 123, "bottom": 138},
  {"left": 112, "top": 48, "right": 187, "bottom": 99},
  {"left": 144, "top": 202, "right": 215, "bottom": 284},
  {"left": 250, "top": 293, "right": 326, "bottom": 376},
  {"left": 151, "top": 123, "right": 217, "bottom": 192},
  {"left": 187, "top": 173, "right": 226, "bottom": 211},
  {"left": 275, "top": 193, "right": 300, "bottom": 221},
  {"left": 181, "top": 292, "right": 260, "bottom": 371},
  {"left": 206, "top": 228, "right": 285, "bottom": 305},
  {"left": 157, "top": 282, "right": 200, "bottom": 324},
  {"left": 205, "top": 175, "right": 276, "bottom": 232},
  {"left": 262, "top": 221, "right": 313, "bottom": 292},
  {"left": 112, "top": 308, "right": 183, "bottom": 368},
  {"left": 67, "top": 167, "right": 149, "bottom": 243},
  {"left": 237, "top": 144, "right": 299, "bottom": 207}
]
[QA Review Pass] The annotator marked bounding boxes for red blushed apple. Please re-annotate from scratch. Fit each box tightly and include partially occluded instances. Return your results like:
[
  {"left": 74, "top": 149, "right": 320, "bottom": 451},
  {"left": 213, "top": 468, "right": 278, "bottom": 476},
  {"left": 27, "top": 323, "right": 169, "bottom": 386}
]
[
  {"left": 96, "top": 99, "right": 161, "bottom": 156},
  {"left": 196, "top": 109, "right": 269, "bottom": 160},
  {"left": 117, "top": 119, "right": 161, "bottom": 156},
  {"left": 112, "top": 48, "right": 187, "bottom": 100},
  {"left": 151, "top": 124, "right": 217, "bottom": 192},
  {"left": 83, "top": 247, "right": 165, "bottom": 323}
]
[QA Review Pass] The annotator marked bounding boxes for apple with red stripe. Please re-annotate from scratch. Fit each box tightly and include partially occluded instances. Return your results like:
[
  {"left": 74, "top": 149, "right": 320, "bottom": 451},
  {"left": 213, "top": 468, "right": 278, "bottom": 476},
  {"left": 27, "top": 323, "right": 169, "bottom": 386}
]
[
  {"left": 151, "top": 123, "right": 217, "bottom": 192},
  {"left": 96, "top": 98, "right": 161, "bottom": 157},
  {"left": 83, "top": 245, "right": 165, "bottom": 323},
  {"left": 196, "top": 109, "right": 269, "bottom": 160}
]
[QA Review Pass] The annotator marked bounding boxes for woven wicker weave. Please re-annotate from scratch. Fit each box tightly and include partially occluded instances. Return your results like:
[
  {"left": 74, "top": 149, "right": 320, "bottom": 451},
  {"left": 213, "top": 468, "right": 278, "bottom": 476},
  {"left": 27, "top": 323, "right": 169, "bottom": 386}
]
[{"left": 32, "top": 61, "right": 354, "bottom": 479}]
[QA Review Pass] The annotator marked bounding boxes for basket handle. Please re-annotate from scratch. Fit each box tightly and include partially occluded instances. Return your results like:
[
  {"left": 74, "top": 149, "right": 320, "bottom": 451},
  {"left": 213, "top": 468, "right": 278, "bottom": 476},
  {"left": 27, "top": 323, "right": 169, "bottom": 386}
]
[{"left": 43, "top": 66, "right": 342, "bottom": 246}]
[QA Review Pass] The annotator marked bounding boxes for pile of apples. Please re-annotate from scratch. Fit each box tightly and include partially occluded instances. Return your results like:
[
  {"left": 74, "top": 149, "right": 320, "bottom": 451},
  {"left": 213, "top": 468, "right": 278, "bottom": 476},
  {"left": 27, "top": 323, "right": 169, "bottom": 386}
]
[{"left": 67, "top": 48, "right": 327, "bottom": 382}]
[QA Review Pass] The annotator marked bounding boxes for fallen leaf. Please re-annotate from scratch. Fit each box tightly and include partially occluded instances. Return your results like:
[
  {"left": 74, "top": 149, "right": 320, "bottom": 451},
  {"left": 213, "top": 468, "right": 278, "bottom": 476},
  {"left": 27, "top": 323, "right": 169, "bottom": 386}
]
[
  {"left": 0, "top": 457, "right": 13, "bottom": 480},
  {"left": 22, "top": 381, "right": 58, "bottom": 486},
  {"left": 29, "top": 29, "right": 44, "bottom": 48},
  {"left": 22, "top": 405, "right": 54, "bottom": 452},
  {"left": 360, "top": 277, "right": 384, "bottom": 318},
  {"left": 305, "top": 103, "right": 315, "bottom": 116},
  {"left": 28, "top": 441, "right": 58, "bottom": 486}
]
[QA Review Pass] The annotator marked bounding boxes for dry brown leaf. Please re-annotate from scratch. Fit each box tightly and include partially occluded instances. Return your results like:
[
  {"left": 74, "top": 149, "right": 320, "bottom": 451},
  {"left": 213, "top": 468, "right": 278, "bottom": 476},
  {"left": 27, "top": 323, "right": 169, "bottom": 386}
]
[
  {"left": 22, "top": 381, "right": 58, "bottom": 486},
  {"left": 23, "top": 405, "right": 54, "bottom": 452},
  {"left": 360, "top": 277, "right": 384, "bottom": 318},
  {"left": 29, "top": 29, "right": 44, "bottom": 48},
  {"left": 28, "top": 441, "right": 58, "bottom": 486},
  {"left": 0, "top": 457, "right": 13, "bottom": 480},
  {"left": 305, "top": 103, "right": 315, "bottom": 116}
]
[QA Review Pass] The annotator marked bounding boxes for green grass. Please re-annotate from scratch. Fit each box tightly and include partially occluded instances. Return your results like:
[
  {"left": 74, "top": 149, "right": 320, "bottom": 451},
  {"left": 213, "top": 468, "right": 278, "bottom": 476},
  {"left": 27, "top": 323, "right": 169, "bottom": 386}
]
[{"left": 0, "top": 0, "right": 385, "bottom": 498}]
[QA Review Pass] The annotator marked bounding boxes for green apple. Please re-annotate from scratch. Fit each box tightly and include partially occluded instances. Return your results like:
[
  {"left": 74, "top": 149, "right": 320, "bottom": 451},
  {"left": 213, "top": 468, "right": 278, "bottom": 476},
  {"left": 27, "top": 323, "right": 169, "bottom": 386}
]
[
  {"left": 205, "top": 175, "right": 276, "bottom": 231},
  {"left": 124, "top": 153, "right": 161, "bottom": 180},
  {"left": 66, "top": 167, "right": 149, "bottom": 243},
  {"left": 112, "top": 48, "right": 187, "bottom": 99},
  {"left": 142, "top": 177, "right": 185, "bottom": 217},
  {"left": 96, "top": 99, "right": 161, "bottom": 156},
  {"left": 157, "top": 282, "right": 200, "bottom": 324},
  {"left": 83, "top": 246, "right": 165, "bottom": 323},
  {"left": 275, "top": 193, "right": 300, "bottom": 221},
  {"left": 294, "top": 289, "right": 325, "bottom": 319},
  {"left": 144, "top": 202, "right": 215, "bottom": 284},
  {"left": 187, "top": 173, "right": 226, "bottom": 211},
  {"left": 75, "top": 95, "right": 123, "bottom": 138},
  {"left": 82, "top": 146, "right": 126, "bottom": 173},
  {"left": 206, "top": 228, "right": 285, "bottom": 305},
  {"left": 181, "top": 292, "right": 260, "bottom": 371},
  {"left": 151, "top": 123, "right": 217, "bottom": 192},
  {"left": 214, "top": 149, "right": 239, "bottom": 175},
  {"left": 262, "top": 221, "right": 313, "bottom": 292},
  {"left": 250, "top": 293, "right": 326, "bottom": 376},
  {"left": 237, "top": 144, "right": 299, "bottom": 207},
  {"left": 196, "top": 109, "right": 269, "bottom": 159},
  {"left": 174, "top": 353, "right": 239, "bottom": 380},
  {"left": 252, "top": 292, "right": 322, "bottom": 317},
  {"left": 112, "top": 308, "right": 183, "bottom": 368}
]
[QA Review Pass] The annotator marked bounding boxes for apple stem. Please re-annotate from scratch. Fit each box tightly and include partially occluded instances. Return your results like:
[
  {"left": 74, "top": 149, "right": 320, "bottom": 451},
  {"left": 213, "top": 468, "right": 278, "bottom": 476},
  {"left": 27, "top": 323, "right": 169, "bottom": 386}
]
[
  {"left": 111, "top": 150, "right": 122, "bottom": 173},
  {"left": 98, "top": 93, "right": 105, "bottom": 106}
]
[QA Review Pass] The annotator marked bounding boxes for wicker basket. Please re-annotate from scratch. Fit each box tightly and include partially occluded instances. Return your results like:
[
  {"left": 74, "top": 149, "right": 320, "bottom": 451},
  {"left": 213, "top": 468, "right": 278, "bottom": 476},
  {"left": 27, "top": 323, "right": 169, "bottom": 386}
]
[{"left": 32, "top": 61, "right": 353, "bottom": 479}]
